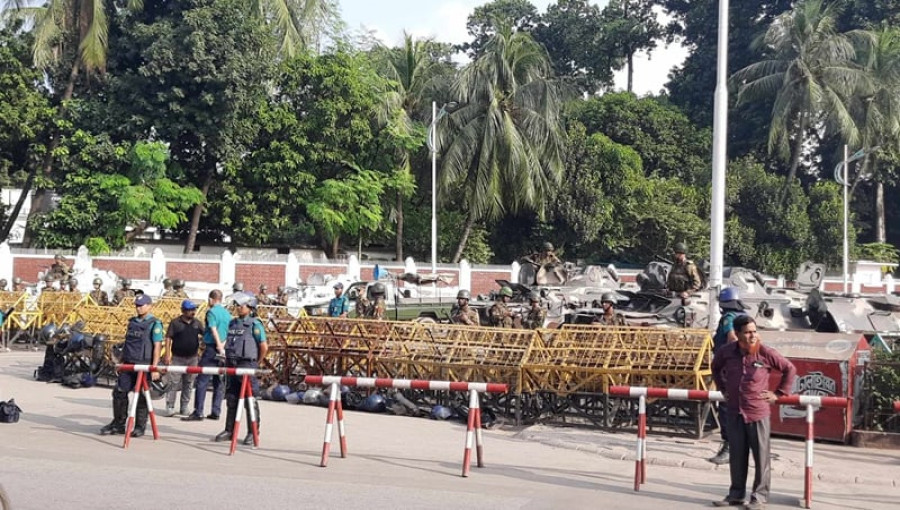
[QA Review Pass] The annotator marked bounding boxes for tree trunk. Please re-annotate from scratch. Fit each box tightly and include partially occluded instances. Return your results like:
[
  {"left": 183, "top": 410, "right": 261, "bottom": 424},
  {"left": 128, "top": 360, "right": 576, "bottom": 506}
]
[
  {"left": 451, "top": 212, "right": 476, "bottom": 264},
  {"left": 395, "top": 191, "right": 404, "bottom": 261},
  {"left": 875, "top": 180, "right": 886, "bottom": 244},
  {"left": 780, "top": 112, "right": 808, "bottom": 203},
  {"left": 21, "top": 58, "right": 82, "bottom": 246},
  {"left": 183, "top": 168, "right": 214, "bottom": 254},
  {"left": 331, "top": 235, "right": 340, "bottom": 259},
  {"left": 0, "top": 168, "right": 38, "bottom": 242},
  {"left": 627, "top": 51, "right": 634, "bottom": 93}
]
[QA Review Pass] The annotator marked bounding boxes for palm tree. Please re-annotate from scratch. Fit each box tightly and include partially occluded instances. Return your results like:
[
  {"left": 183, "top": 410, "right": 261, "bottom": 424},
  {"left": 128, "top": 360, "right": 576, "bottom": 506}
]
[
  {"left": 731, "top": 0, "right": 869, "bottom": 195},
  {"left": 373, "top": 32, "right": 451, "bottom": 261},
  {"left": 849, "top": 27, "right": 900, "bottom": 243},
  {"left": 438, "top": 25, "right": 566, "bottom": 263},
  {"left": 2, "top": 0, "right": 333, "bottom": 245}
]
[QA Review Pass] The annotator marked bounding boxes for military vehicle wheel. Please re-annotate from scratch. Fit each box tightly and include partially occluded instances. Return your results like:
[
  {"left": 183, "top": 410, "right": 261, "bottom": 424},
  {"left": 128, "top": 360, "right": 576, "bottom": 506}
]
[{"left": 414, "top": 316, "right": 437, "bottom": 324}]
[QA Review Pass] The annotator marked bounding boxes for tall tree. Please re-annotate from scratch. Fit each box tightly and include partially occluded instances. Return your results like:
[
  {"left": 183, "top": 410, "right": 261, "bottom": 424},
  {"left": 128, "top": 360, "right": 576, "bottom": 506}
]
[
  {"left": 373, "top": 33, "right": 452, "bottom": 261},
  {"left": 731, "top": 0, "right": 868, "bottom": 193},
  {"left": 600, "top": 0, "right": 667, "bottom": 93},
  {"left": 439, "top": 26, "right": 566, "bottom": 262},
  {"left": 462, "top": 0, "right": 538, "bottom": 58}
]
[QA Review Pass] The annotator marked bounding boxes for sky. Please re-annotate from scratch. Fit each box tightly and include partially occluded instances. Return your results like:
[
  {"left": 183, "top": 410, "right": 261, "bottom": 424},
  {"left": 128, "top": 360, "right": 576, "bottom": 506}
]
[{"left": 337, "top": 0, "right": 689, "bottom": 96}]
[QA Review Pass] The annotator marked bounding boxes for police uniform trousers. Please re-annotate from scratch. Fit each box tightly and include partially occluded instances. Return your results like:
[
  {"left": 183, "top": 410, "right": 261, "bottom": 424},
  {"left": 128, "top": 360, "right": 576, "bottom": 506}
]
[
  {"left": 726, "top": 413, "right": 771, "bottom": 504},
  {"left": 113, "top": 364, "right": 149, "bottom": 430},
  {"left": 192, "top": 347, "right": 225, "bottom": 417},
  {"left": 223, "top": 358, "right": 261, "bottom": 434}
]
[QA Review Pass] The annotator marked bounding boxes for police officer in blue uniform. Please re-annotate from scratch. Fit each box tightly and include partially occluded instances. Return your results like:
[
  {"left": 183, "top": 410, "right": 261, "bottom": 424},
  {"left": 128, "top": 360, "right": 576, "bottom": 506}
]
[
  {"left": 100, "top": 294, "right": 164, "bottom": 437},
  {"left": 215, "top": 293, "right": 267, "bottom": 446},
  {"left": 328, "top": 282, "right": 350, "bottom": 317}
]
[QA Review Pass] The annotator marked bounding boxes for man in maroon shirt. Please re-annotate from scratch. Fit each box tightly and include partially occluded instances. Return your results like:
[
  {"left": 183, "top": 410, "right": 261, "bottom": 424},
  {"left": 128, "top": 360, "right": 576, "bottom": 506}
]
[{"left": 711, "top": 315, "right": 796, "bottom": 510}]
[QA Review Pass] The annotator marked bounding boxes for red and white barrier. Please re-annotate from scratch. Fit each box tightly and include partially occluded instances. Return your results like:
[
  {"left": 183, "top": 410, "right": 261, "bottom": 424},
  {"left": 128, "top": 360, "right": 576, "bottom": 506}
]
[
  {"left": 306, "top": 375, "right": 506, "bottom": 477},
  {"left": 609, "top": 385, "right": 849, "bottom": 509},
  {"left": 116, "top": 364, "right": 269, "bottom": 454}
]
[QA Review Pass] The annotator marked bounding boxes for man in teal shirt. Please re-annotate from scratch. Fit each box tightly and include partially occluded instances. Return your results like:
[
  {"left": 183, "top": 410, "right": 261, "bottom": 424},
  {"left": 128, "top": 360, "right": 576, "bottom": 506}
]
[
  {"left": 100, "top": 294, "right": 164, "bottom": 437},
  {"left": 328, "top": 282, "right": 350, "bottom": 317},
  {"left": 183, "top": 289, "right": 232, "bottom": 422}
]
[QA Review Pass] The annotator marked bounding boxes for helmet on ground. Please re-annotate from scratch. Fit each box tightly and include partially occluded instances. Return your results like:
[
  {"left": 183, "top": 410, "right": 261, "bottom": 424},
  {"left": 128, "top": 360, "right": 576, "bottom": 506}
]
[
  {"left": 232, "top": 282, "right": 244, "bottom": 292},
  {"left": 302, "top": 388, "right": 323, "bottom": 405},
  {"left": 162, "top": 278, "right": 172, "bottom": 288},
  {"left": 499, "top": 286, "right": 513, "bottom": 298},
  {"left": 271, "top": 385, "right": 292, "bottom": 401},
  {"left": 430, "top": 405, "right": 453, "bottom": 420},
  {"left": 285, "top": 391, "right": 304, "bottom": 404},
  {"left": 40, "top": 323, "right": 58, "bottom": 342},
  {"left": 80, "top": 373, "right": 97, "bottom": 388},
  {"left": 359, "top": 394, "right": 387, "bottom": 413},
  {"left": 543, "top": 242, "right": 554, "bottom": 251},
  {"left": 719, "top": 287, "right": 740, "bottom": 302},
  {"left": 600, "top": 292, "right": 617, "bottom": 305},
  {"left": 150, "top": 380, "right": 170, "bottom": 400},
  {"left": 529, "top": 292, "right": 540, "bottom": 302},
  {"left": 371, "top": 282, "right": 386, "bottom": 295},
  {"left": 92, "top": 277, "right": 102, "bottom": 286},
  {"left": 233, "top": 292, "right": 258, "bottom": 309},
  {"left": 457, "top": 289, "right": 471, "bottom": 300},
  {"left": 65, "top": 332, "right": 85, "bottom": 353},
  {"left": 121, "top": 278, "right": 132, "bottom": 287},
  {"left": 673, "top": 242, "right": 688, "bottom": 254},
  {"left": 173, "top": 279, "right": 185, "bottom": 289}
]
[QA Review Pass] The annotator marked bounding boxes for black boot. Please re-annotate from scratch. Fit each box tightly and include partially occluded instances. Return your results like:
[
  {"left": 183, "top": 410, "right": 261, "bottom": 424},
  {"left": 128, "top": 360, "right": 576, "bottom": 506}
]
[
  {"left": 243, "top": 399, "right": 260, "bottom": 446},
  {"left": 215, "top": 396, "right": 238, "bottom": 442},
  {"left": 100, "top": 392, "right": 128, "bottom": 435},
  {"left": 709, "top": 442, "right": 729, "bottom": 465},
  {"left": 132, "top": 398, "right": 148, "bottom": 438}
]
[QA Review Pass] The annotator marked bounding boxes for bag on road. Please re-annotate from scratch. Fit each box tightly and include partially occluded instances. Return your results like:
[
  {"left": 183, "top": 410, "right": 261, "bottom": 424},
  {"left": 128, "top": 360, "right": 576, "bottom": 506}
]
[{"left": 0, "top": 399, "right": 22, "bottom": 423}]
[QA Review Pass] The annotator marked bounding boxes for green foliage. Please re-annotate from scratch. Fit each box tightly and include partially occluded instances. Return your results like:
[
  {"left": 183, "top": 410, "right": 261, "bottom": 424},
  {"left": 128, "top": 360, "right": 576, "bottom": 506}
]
[
  {"left": 599, "top": 0, "right": 668, "bottom": 92},
  {"left": 808, "top": 181, "right": 855, "bottom": 268},
  {"left": 862, "top": 349, "right": 900, "bottom": 432},
  {"left": 306, "top": 168, "right": 385, "bottom": 248},
  {"left": 31, "top": 134, "right": 203, "bottom": 250},
  {"left": 462, "top": 0, "right": 538, "bottom": 58},
  {"left": 857, "top": 242, "right": 900, "bottom": 264}
]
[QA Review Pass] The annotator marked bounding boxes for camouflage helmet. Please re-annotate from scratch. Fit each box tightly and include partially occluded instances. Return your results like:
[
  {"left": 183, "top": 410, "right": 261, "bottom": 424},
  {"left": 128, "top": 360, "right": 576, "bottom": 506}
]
[
  {"left": 54, "top": 254, "right": 64, "bottom": 261},
  {"left": 233, "top": 282, "right": 244, "bottom": 292},
  {"left": 173, "top": 279, "right": 185, "bottom": 289},
  {"left": 259, "top": 284, "right": 268, "bottom": 292},
  {"left": 371, "top": 282, "right": 386, "bottom": 295},
  {"left": 600, "top": 292, "right": 617, "bottom": 304},
  {"left": 13, "top": 276, "right": 22, "bottom": 285},
  {"left": 542, "top": 242, "right": 554, "bottom": 251},
  {"left": 121, "top": 278, "right": 132, "bottom": 287},
  {"left": 277, "top": 285, "right": 285, "bottom": 293},
  {"left": 68, "top": 278, "right": 78, "bottom": 287},
  {"left": 162, "top": 277, "right": 172, "bottom": 288},
  {"left": 529, "top": 292, "right": 540, "bottom": 302},
  {"left": 499, "top": 286, "right": 513, "bottom": 298},
  {"left": 457, "top": 289, "right": 471, "bottom": 300},
  {"left": 673, "top": 242, "right": 688, "bottom": 254},
  {"left": 93, "top": 277, "right": 102, "bottom": 286},
  {"left": 0, "top": 279, "right": 6, "bottom": 289}
]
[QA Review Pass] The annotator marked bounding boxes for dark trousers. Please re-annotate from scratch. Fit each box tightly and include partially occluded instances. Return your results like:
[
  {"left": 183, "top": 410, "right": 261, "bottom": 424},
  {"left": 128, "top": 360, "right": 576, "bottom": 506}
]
[
  {"left": 193, "top": 347, "right": 224, "bottom": 416},
  {"left": 718, "top": 403, "right": 729, "bottom": 442},
  {"left": 726, "top": 412, "right": 771, "bottom": 503},
  {"left": 114, "top": 371, "right": 147, "bottom": 427},
  {"left": 223, "top": 359, "right": 260, "bottom": 434}
]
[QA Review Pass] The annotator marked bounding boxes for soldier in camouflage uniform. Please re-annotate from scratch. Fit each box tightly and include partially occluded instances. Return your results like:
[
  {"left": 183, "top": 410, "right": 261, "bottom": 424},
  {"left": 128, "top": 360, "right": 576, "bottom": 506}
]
[
  {"left": 489, "top": 286, "right": 516, "bottom": 328},
  {"left": 366, "top": 283, "right": 387, "bottom": 320},
  {"left": 90, "top": 277, "right": 110, "bottom": 306},
  {"left": 171, "top": 279, "right": 189, "bottom": 299},
  {"left": 42, "top": 275, "right": 58, "bottom": 293},
  {"left": 666, "top": 242, "right": 704, "bottom": 303},
  {"left": 66, "top": 278, "right": 80, "bottom": 293},
  {"left": 522, "top": 293, "right": 546, "bottom": 330},
  {"left": 112, "top": 279, "right": 136, "bottom": 305},
  {"left": 11, "top": 277, "right": 25, "bottom": 292},
  {"left": 451, "top": 290, "right": 480, "bottom": 325},
  {"left": 594, "top": 292, "right": 626, "bottom": 326},
  {"left": 256, "top": 284, "right": 271, "bottom": 306},
  {"left": 274, "top": 286, "right": 288, "bottom": 307},
  {"left": 161, "top": 278, "right": 176, "bottom": 298},
  {"left": 47, "top": 254, "right": 72, "bottom": 282},
  {"left": 0, "top": 279, "right": 6, "bottom": 291}
]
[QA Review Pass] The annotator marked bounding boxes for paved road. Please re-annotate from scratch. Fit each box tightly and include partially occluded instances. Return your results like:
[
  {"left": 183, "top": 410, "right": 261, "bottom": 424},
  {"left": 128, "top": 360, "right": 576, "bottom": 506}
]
[{"left": 1, "top": 352, "right": 897, "bottom": 509}]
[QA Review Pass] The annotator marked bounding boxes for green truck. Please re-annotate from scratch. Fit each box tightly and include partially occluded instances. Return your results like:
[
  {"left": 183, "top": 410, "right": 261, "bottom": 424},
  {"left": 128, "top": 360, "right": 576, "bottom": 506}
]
[{"left": 305, "top": 280, "right": 457, "bottom": 322}]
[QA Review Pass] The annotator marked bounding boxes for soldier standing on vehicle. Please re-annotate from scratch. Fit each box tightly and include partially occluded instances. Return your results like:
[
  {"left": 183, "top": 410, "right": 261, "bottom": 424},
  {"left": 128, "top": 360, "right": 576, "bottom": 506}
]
[
  {"left": 666, "top": 242, "right": 703, "bottom": 303},
  {"left": 48, "top": 254, "right": 72, "bottom": 282},
  {"left": 90, "top": 278, "right": 109, "bottom": 306},
  {"left": 366, "top": 283, "right": 387, "bottom": 320},
  {"left": 328, "top": 282, "right": 350, "bottom": 317},
  {"left": 274, "top": 286, "right": 288, "bottom": 307},
  {"left": 522, "top": 293, "right": 546, "bottom": 330},
  {"left": 256, "top": 284, "right": 271, "bottom": 306},
  {"left": 594, "top": 292, "right": 626, "bottom": 326},
  {"left": 161, "top": 278, "right": 175, "bottom": 298},
  {"left": 451, "top": 290, "right": 480, "bottom": 325},
  {"left": 112, "top": 279, "right": 136, "bottom": 305},
  {"left": 171, "top": 279, "right": 189, "bottom": 299},
  {"left": 489, "top": 286, "right": 516, "bottom": 328}
]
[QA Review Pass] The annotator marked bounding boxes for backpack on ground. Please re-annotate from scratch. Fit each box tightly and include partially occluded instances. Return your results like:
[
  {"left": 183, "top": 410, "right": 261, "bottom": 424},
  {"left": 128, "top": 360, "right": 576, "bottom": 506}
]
[{"left": 0, "top": 399, "right": 22, "bottom": 423}]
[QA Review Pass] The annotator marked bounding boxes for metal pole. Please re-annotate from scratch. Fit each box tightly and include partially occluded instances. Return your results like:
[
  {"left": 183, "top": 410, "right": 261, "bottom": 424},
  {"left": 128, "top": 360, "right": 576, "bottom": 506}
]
[
  {"left": 431, "top": 101, "right": 438, "bottom": 275},
  {"left": 843, "top": 144, "right": 849, "bottom": 294},
  {"left": 708, "top": 0, "right": 730, "bottom": 331}
]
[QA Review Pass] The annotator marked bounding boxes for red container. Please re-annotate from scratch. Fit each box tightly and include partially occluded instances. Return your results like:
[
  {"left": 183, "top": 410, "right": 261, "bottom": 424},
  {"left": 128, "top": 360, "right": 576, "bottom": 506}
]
[{"left": 763, "top": 332, "right": 869, "bottom": 443}]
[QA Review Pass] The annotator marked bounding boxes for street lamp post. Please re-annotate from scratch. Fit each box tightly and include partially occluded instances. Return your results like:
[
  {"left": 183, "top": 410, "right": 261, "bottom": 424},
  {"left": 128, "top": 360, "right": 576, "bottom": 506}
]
[
  {"left": 708, "top": 0, "right": 730, "bottom": 331},
  {"left": 428, "top": 101, "right": 456, "bottom": 275}
]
